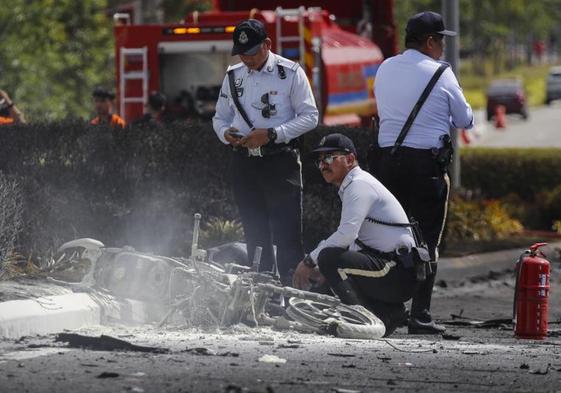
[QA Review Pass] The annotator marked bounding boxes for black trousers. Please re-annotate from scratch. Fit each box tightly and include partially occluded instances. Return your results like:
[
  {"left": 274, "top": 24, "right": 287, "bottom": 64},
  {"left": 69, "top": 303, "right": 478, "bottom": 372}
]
[
  {"left": 317, "top": 247, "right": 417, "bottom": 305},
  {"left": 230, "top": 149, "right": 304, "bottom": 280},
  {"left": 368, "top": 146, "right": 450, "bottom": 316}
]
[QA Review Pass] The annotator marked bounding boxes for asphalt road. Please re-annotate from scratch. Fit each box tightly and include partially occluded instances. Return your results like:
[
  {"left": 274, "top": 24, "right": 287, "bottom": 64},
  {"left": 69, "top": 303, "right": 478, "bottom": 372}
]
[
  {"left": 1, "top": 254, "right": 560, "bottom": 393},
  {"left": 466, "top": 103, "right": 561, "bottom": 148}
]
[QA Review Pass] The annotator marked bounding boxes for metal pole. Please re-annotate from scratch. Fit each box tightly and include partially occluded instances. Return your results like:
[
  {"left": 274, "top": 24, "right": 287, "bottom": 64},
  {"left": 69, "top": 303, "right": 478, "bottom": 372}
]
[{"left": 442, "top": 0, "right": 460, "bottom": 189}]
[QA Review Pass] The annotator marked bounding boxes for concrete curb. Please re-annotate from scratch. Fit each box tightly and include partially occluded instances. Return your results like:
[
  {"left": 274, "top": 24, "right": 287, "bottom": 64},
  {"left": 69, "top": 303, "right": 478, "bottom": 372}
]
[
  {"left": 0, "top": 289, "right": 167, "bottom": 339},
  {"left": 0, "top": 293, "right": 101, "bottom": 339}
]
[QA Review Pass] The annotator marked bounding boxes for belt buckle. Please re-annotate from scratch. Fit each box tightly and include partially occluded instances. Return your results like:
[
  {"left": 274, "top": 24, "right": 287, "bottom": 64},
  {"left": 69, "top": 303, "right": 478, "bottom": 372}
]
[{"left": 248, "top": 147, "right": 263, "bottom": 157}]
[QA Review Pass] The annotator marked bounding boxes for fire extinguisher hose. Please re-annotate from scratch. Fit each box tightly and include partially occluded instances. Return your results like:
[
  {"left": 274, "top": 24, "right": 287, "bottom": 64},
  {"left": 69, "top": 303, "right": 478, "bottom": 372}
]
[{"left": 512, "top": 252, "right": 527, "bottom": 325}]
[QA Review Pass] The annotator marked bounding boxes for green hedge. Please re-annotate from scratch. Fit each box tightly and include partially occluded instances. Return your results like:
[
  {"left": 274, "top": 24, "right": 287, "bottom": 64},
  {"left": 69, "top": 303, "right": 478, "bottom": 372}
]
[
  {"left": 0, "top": 121, "right": 374, "bottom": 257},
  {"left": 1, "top": 121, "right": 560, "bottom": 260},
  {"left": 461, "top": 148, "right": 561, "bottom": 200}
]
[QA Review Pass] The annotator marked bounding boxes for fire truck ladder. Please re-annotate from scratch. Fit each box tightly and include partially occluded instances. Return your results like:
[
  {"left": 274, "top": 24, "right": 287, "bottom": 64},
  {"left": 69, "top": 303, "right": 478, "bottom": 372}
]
[
  {"left": 274, "top": 7, "right": 306, "bottom": 65},
  {"left": 119, "top": 47, "right": 148, "bottom": 117}
]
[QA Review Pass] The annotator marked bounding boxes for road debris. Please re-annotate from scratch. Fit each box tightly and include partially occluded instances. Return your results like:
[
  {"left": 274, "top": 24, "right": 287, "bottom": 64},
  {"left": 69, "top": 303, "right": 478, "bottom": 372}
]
[
  {"left": 529, "top": 364, "right": 550, "bottom": 375},
  {"left": 258, "top": 354, "right": 287, "bottom": 364},
  {"left": 277, "top": 343, "right": 300, "bottom": 349},
  {"left": 55, "top": 333, "right": 168, "bottom": 353},
  {"left": 184, "top": 347, "right": 216, "bottom": 356},
  {"left": 462, "top": 350, "right": 481, "bottom": 355},
  {"left": 96, "top": 371, "right": 120, "bottom": 378},
  {"left": 445, "top": 314, "right": 512, "bottom": 329}
]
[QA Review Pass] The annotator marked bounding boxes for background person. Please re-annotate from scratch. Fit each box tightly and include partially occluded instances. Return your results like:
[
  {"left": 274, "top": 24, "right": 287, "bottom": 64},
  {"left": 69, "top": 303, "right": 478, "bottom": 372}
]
[
  {"left": 212, "top": 19, "right": 319, "bottom": 284},
  {"left": 134, "top": 91, "right": 168, "bottom": 125},
  {"left": 0, "top": 90, "right": 26, "bottom": 125},
  {"left": 293, "top": 133, "right": 422, "bottom": 337},
  {"left": 371, "top": 11, "right": 474, "bottom": 334},
  {"left": 90, "top": 87, "right": 126, "bottom": 128}
]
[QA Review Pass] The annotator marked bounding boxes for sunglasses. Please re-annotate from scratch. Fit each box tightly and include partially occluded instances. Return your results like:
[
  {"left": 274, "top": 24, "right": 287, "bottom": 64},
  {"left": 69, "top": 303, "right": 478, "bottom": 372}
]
[
  {"left": 260, "top": 93, "right": 276, "bottom": 118},
  {"left": 315, "top": 153, "right": 347, "bottom": 169}
]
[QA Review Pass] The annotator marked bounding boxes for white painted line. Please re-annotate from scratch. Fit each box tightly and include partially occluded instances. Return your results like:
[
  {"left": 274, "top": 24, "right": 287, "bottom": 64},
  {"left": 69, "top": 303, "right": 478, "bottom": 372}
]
[{"left": 0, "top": 348, "right": 71, "bottom": 362}]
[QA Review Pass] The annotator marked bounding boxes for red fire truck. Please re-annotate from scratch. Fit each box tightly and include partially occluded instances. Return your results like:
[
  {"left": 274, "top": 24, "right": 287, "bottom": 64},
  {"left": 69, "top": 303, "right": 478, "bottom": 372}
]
[{"left": 113, "top": 1, "right": 397, "bottom": 125}]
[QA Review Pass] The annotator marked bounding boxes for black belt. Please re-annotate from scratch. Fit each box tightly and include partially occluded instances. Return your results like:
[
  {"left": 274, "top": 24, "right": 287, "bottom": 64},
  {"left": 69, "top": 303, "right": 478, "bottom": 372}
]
[
  {"left": 233, "top": 143, "right": 295, "bottom": 157},
  {"left": 379, "top": 146, "right": 437, "bottom": 158},
  {"left": 355, "top": 239, "right": 397, "bottom": 260}
]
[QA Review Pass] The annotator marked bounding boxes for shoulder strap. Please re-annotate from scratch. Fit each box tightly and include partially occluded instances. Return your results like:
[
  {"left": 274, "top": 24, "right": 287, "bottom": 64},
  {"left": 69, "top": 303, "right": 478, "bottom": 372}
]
[
  {"left": 227, "top": 70, "right": 254, "bottom": 130},
  {"left": 390, "top": 63, "right": 449, "bottom": 155}
]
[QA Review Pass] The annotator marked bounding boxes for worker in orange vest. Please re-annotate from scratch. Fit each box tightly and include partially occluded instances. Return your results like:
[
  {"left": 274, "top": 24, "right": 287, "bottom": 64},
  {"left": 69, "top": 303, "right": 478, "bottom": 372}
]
[
  {"left": 0, "top": 89, "right": 26, "bottom": 125},
  {"left": 90, "top": 87, "right": 126, "bottom": 128}
]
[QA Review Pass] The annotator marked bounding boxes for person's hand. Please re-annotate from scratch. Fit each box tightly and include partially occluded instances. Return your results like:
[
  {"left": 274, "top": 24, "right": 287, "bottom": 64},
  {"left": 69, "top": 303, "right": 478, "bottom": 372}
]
[
  {"left": 240, "top": 128, "right": 269, "bottom": 149},
  {"left": 292, "top": 260, "right": 316, "bottom": 290},
  {"left": 309, "top": 266, "right": 327, "bottom": 287},
  {"left": 224, "top": 127, "right": 242, "bottom": 146}
]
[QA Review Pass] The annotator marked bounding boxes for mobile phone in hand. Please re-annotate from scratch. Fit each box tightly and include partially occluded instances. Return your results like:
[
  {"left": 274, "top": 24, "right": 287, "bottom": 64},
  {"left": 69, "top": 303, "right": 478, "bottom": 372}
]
[{"left": 228, "top": 131, "right": 244, "bottom": 139}]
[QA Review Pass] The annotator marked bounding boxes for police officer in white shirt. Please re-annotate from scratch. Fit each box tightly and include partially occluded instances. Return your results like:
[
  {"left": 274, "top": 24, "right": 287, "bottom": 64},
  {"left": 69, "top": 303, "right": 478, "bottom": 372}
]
[
  {"left": 293, "top": 134, "right": 425, "bottom": 337},
  {"left": 371, "top": 11, "right": 474, "bottom": 334},
  {"left": 213, "top": 19, "right": 319, "bottom": 283}
]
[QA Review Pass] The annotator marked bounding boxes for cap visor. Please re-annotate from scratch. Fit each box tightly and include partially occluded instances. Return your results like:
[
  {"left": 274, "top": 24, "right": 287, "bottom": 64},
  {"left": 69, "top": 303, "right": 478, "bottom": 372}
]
[
  {"left": 308, "top": 147, "right": 345, "bottom": 157},
  {"left": 438, "top": 29, "right": 456, "bottom": 36},
  {"left": 231, "top": 43, "right": 262, "bottom": 56}
]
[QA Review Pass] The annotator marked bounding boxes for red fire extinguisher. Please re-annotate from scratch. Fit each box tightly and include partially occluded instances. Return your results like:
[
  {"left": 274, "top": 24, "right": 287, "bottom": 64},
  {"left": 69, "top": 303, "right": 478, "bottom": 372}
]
[{"left": 513, "top": 243, "right": 550, "bottom": 339}]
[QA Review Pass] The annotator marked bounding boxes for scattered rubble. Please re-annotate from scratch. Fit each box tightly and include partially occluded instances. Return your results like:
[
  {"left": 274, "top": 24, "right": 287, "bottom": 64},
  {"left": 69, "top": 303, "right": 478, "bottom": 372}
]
[
  {"left": 55, "top": 333, "right": 168, "bottom": 353},
  {"left": 258, "top": 355, "right": 286, "bottom": 364}
]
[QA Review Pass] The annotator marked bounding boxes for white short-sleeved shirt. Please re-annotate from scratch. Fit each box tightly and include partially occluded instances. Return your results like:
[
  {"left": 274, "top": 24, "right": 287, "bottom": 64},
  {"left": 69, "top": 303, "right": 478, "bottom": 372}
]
[
  {"left": 374, "top": 49, "right": 474, "bottom": 149},
  {"left": 309, "top": 167, "right": 415, "bottom": 262},
  {"left": 212, "top": 52, "right": 319, "bottom": 144}
]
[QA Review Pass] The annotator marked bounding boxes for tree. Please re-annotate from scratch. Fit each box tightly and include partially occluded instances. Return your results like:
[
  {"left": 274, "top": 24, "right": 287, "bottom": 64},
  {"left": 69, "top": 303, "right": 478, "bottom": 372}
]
[{"left": 0, "top": 0, "right": 114, "bottom": 120}]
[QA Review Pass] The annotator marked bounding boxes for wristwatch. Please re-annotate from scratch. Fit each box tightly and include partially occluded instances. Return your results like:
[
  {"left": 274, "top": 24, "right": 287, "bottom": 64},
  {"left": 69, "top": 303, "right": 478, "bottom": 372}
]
[
  {"left": 302, "top": 254, "right": 316, "bottom": 268},
  {"left": 267, "top": 127, "right": 277, "bottom": 142}
]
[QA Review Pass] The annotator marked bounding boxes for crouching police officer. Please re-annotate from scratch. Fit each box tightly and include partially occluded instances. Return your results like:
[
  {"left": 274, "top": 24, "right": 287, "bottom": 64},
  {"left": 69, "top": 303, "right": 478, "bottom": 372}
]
[
  {"left": 292, "top": 134, "right": 430, "bottom": 337},
  {"left": 212, "top": 19, "right": 319, "bottom": 283}
]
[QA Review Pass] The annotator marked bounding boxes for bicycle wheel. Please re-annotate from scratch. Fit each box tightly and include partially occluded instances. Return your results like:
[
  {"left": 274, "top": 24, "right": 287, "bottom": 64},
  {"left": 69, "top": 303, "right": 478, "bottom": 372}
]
[{"left": 286, "top": 298, "right": 386, "bottom": 339}]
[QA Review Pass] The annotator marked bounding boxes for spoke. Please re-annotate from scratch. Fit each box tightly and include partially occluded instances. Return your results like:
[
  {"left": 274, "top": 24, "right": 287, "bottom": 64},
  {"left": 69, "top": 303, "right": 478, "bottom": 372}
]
[{"left": 341, "top": 315, "right": 364, "bottom": 324}]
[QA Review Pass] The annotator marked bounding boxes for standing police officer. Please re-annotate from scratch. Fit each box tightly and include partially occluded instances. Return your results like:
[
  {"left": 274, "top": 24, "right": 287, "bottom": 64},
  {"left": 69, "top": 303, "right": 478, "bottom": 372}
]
[
  {"left": 213, "top": 19, "right": 319, "bottom": 283},
  {"left": 371, "top": 11, "right": 474, "bottom": 334}
]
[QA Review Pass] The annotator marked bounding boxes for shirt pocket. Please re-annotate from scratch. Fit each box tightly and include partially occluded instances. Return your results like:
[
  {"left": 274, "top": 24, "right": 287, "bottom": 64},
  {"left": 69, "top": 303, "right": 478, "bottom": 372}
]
[{"left": 268, "top": 89, "right": 292, "bottom": 118}]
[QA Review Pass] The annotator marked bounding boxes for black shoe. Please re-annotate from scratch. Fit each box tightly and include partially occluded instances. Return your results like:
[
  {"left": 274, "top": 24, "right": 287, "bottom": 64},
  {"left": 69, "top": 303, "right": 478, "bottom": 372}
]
[{"left": 408, "top": 317, "right": 446, "bottom": 334}]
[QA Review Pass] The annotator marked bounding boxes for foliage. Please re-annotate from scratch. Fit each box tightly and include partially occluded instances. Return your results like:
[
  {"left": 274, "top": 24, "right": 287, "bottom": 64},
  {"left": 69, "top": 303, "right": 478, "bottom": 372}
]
[
  {"left": 0, "top": 0, "right": 113, "bottom": 120},
  {"left": 199, "top": 217, "right": 244, "bottom": 249},
  {"left": 160, "top": 0, "right": 213, "bottom": 22},
  {"left": 0, "top": 254, "right": 41, "bottom": 282},
  {"left": 543, "top": 184, "right": 561, "bottom": 229},
  {"left": 446, "top": 194, "right": 523, "bottom": 242},
  {"left": 461, "top": 148, "right": 561, "bottom": 201},
  {"left": 1, "top": 121, "right": 561, "bottom": 259},
  {"left": 0, "top": 174, "right": 23, "bottom": 262}
]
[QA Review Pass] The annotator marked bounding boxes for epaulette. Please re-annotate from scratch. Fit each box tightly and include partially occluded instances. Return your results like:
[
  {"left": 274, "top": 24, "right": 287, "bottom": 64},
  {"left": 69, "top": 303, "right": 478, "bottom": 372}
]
[
  {"left": 276, "top": 57, "right": 299, "bottom": 71},
  {"left": 226, "top": 62, "right": 244, "bottom": 72}
]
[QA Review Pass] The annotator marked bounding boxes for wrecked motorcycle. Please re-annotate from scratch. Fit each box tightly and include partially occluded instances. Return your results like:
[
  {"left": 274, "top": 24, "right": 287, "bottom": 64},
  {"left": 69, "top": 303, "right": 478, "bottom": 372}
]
[{"left": 54, "top": 214, "right": 385, "bottom": 339}]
